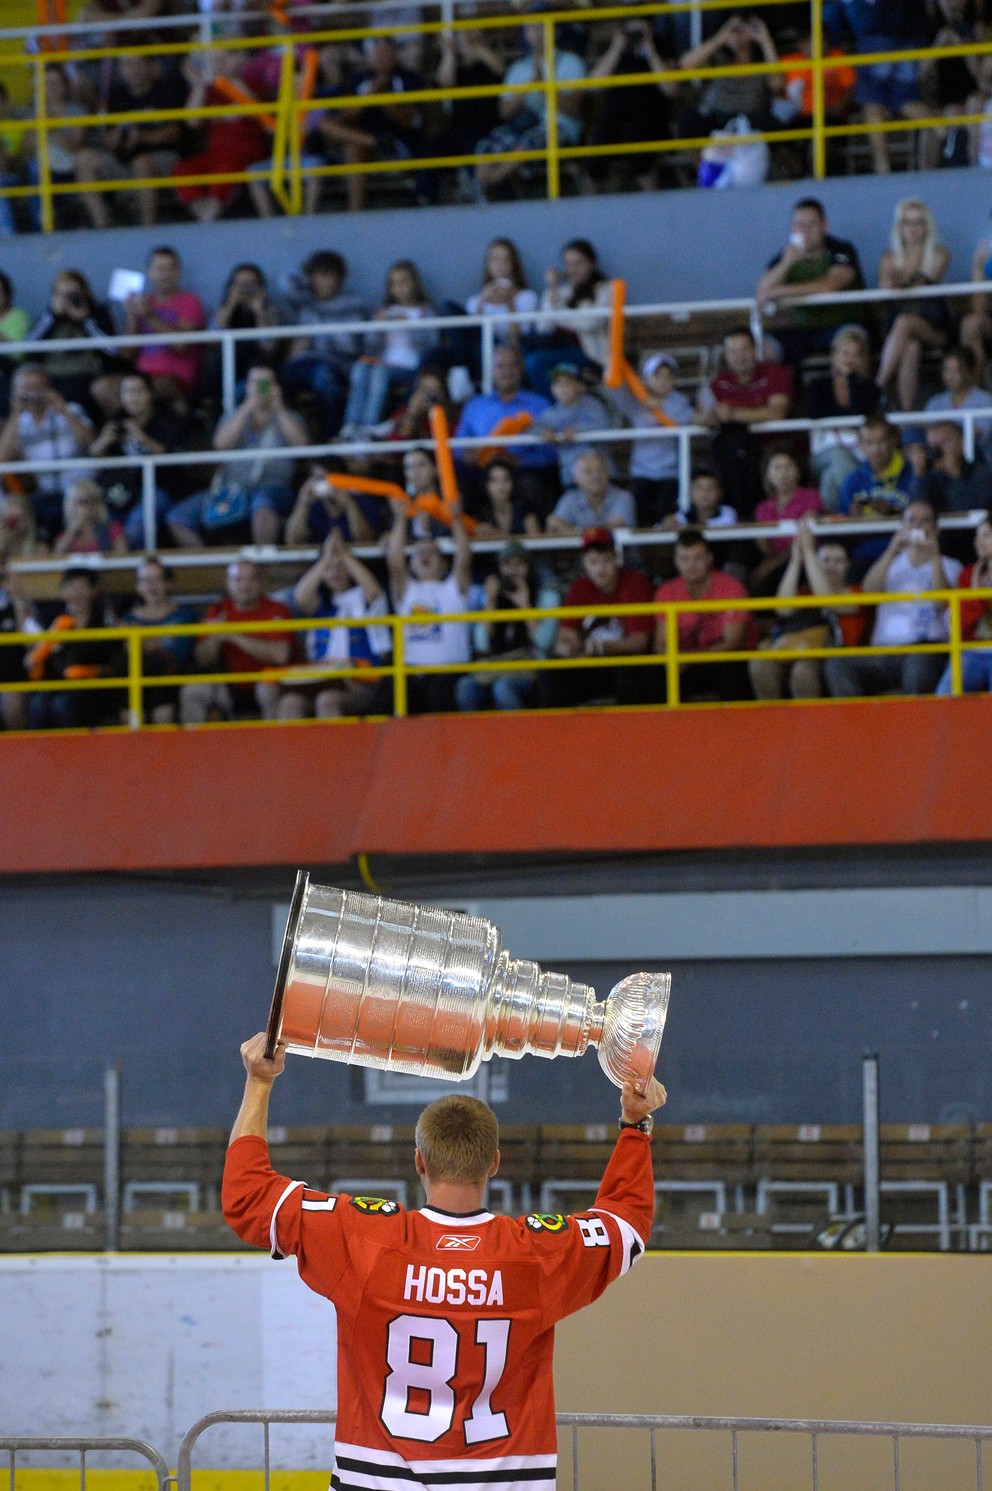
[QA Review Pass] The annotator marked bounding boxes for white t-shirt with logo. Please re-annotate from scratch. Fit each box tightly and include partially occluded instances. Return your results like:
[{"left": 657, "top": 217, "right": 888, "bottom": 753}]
[{"left": 398, "top": 573, "right": 472, "bottom": 666}]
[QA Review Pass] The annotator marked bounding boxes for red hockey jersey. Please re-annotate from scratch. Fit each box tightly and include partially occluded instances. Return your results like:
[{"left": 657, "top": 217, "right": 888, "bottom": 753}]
[{"left": 223, "top": 1130, "right": 655, "bottom": 1491}]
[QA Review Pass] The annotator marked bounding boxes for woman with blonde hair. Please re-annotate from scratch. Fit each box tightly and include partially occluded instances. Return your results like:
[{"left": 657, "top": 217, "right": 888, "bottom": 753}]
[
  {"left": 0, "top": 490, "right": 49, "bottom": 561},
  {"left": 54, "top": 478, "right": 128, "bottom": 557},
  {"left": 875, "top": 198, "right": 951, "bottom": 411}
]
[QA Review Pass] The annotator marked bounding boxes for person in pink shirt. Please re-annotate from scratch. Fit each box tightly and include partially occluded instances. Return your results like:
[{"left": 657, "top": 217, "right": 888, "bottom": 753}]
[
  {"left": 654, "top": 528, "right": 755, "bottom": 701},
  {"left": 123, "top": 246, "right": 206, "bottom": 407},
  {"left": 750, "top": 445, "right": 823, "bottom": 592}
]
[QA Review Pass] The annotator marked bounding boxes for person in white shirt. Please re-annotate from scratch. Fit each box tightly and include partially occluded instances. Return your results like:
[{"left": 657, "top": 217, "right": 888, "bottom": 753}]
[
  {"left": 371, "top": 496, "right": 473, "bottom": 715},
  {"left": 0, "top": 363, "right": 93, "bottom": 540},
  {"left": 825, "top": 500, "right": 962, "bottom": 698}
]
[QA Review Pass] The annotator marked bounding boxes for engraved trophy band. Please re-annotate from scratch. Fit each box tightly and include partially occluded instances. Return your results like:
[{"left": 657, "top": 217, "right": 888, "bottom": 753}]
[{"left": 265, "top": 871, "right": 670, "bottom": 1091}]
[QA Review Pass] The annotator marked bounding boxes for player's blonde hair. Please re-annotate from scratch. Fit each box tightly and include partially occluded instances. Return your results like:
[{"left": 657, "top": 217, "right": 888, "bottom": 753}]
[{"left": 415, "top": 1095, "right": 499, "bottom": 1184}]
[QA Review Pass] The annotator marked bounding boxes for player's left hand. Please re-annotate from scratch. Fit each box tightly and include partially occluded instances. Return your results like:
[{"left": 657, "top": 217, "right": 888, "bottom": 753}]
[{"left": 621, "top": 1075, "right": 666, "bottom": 1124}]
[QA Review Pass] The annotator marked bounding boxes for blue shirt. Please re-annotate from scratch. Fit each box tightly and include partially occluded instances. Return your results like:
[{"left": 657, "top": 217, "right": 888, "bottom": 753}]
[
  {"left": 455, "top": 389, "right": 556, "bottom": 469},
  {"left": 837, "top": 452, "right": 916, "bottom": 562}
]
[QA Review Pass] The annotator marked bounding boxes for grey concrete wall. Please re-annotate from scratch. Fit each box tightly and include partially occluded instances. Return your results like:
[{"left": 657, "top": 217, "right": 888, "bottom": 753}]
[
  {"left": 1, "top": 166, "right": 988, "bottom": 322},
  {"left": 2, "top": 880, "right": 989, "bottom": 1129}
]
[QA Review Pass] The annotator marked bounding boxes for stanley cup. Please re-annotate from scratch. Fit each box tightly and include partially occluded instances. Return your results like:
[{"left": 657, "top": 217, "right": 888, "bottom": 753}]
[{"left": 265, "top": 872, "right": 670, "bottom": 1090}]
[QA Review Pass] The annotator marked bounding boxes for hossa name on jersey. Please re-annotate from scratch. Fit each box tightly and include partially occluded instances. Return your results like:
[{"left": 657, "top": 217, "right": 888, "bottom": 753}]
[{"left": 404, "top": 1264, "right": 504, "bottom": 1306}]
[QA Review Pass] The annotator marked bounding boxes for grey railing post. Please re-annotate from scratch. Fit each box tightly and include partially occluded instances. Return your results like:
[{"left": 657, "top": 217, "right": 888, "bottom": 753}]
[
  {"left": 104, "top": 1062, "right": 122, "bottom": 1253},
  {"left": 862, "top": 1052, "right": 880, "bottom": 1253}
]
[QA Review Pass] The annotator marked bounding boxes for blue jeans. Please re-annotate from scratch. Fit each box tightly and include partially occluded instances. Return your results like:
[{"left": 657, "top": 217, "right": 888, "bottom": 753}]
[
  {"left": 343, "top": 361, "right": 414, "bottom": 430},
  {"left": 455, "top": 670, "right": 537, "bottom": 712},
  {"left": 280, "top": 355, "right": 346, "bottom": 435},
  {"left": 935, "top": 651, "right": 992, "bottom": 695}
]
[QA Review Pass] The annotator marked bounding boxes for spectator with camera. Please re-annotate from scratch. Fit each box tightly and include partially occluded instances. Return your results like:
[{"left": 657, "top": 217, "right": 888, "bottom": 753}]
[
  {"left": 0, "top": 363, "right": 94, "bottom": 541},
  {"left": 588, "top": 17, "right": 675, "bottom": 193},
  {"left": 89, "top": 370, "right": 187, "bottom": 548},
  {"left": 755, "top": 198, "right": 864, "bottom": 365},
  {"left": 166, "top": 365, "right": 309, "bottom": 547},
  {"left": 825, "top": 500, "right": 961, "bottom": 698},
  {"left": 211, "top": 263, "right": 281, "bottom": 393},
  {"left": 53, "top": 477, "right": 128, "bottom": 557},
  {"left": 284, "top": 463, "right": 378, "bottom": 547},
  {"left": 26, "top": 269, "right": 118, "bottom": 417},
  {"left": 910, "top": 421, "right": 992, "bottom": 513}
]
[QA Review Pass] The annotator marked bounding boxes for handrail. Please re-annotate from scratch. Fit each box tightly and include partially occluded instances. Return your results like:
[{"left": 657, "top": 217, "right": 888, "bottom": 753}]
[
  {"left": 0, "top": 1, "right": 986, "bottom": 227},
  {"left": 1, "top": 584, "right": 987, "bottom": 726}
]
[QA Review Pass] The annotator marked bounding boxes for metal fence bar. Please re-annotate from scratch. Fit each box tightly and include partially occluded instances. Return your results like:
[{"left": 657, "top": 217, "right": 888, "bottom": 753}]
[{"left": 0, "top": 1438, "right": 170, "bottom": 1491}]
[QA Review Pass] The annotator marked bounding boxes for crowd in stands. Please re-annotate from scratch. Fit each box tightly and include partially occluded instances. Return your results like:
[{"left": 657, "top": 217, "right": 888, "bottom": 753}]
[
  {"left": 2, "top": 183, "right": 992, "bottom": 724},
  {"left": 0, "top": 1, "right": 988, "bottom": 227}
]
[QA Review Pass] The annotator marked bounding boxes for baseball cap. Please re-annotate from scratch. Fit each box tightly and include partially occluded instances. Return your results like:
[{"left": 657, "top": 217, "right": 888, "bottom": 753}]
[
  {"left": 582, "top": 525, "right": 615, "bottom": 552},
  {"left": 642, "top": 352, "right": 678, "bottom": 378},
  {"left": 549, "top": 361, "right": 583, "bottom": 382}
]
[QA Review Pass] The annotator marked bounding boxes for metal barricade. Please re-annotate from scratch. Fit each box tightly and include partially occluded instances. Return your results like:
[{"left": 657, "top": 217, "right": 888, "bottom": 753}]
[
  {"left": 0, "top": 1437, "right": 171, "bottom": 1491},
  {"left": 174, "top": 1410, "right": 992, "bottom": 1491}
]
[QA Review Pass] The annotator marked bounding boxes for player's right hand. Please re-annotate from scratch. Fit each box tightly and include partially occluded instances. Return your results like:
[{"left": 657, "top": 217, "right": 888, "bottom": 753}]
[
  {"left": 620, "top": 1075, "right": 667, "bottom": 1125},
  {"left": 240, "top": 1031, "right": 287, "bottom": 1084}
]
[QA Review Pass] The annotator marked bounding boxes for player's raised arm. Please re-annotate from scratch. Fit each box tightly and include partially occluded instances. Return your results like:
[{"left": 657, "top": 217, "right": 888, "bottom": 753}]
[{"left": 230, "top": 1030, "right": 287, "bottom": 1143}]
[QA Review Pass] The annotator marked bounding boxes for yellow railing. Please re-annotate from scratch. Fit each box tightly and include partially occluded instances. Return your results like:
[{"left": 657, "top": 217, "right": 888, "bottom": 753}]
[
  {"left": 0, "top": 585, "right": 988, "bottom": 730},
  {"left": 0, "top": 0, "right": 989, "bottom": 230}
]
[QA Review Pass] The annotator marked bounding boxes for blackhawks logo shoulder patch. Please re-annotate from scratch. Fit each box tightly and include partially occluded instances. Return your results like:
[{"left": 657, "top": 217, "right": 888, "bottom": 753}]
[
  {"left": 525, "top": 1212, "right": 568, "bottom": 1233},
  {"left": 350, "top": 1195, "right": 400, "bottom": 1215}
]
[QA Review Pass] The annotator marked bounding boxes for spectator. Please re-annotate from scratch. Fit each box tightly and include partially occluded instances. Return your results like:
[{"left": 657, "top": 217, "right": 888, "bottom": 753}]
[
  {"left": 173, "top": 49, "right": 269, "bottom": 224},
  {"left": 475, "top": 21, "right": 586, "bottom": 199},
  {"left": 607, "top": 351, "right": 694, "bottom": 526},
  {"left": 122, "top": 554, "right": 196, "bottom": 724},
  {"left": 967, "top": 51, "right": 992, "bottom": 173},
  {"left": 399, "top": 446, "right": 448, "bottom": 538},
  {"left": 432, "top": 28, "right": 503, "bottom": 178},
  {"left": 382, "top": 368, "right": 455, "bottom": 443},
  {"left": 826, "top": 500, "right": 961, "bottom": 697},
  {"left": 26, "top": 269, "right": 118, "bottom": 417},
  {"left": 749, "top": 516, "right": 865, "bottom": 700},
  {"left": 925, "top": 347, "right": 992, "bottom": 462},
  {"left": 0, "top": 270, "right": 30, "bottom": 417},
  {"left": 695, "top": 327, "right": 793, "bottom": 516},
  {"left": 804, "top": 324, "right": 880, "bottom": 510},
  {"left": 654, "top": 527, "right": 755, "bottom": 701},
  {"left": 755, "top": 197, "right": 864, "bottom": 363},
  {"left": 0, "top": 555, "right": 38, "bottom": 731},
  {"left": 0, "top": 82, "right": 21, "bottom": 239},
  {"left": 588, "top": 18, "right": 675, "bottom": 193},
  {"left": 546, "top": 449, "right": 636, "bottom": 537},
  {"left": 472, "top": 458, "right": 543, "bottom": 539},
  {"left": 935, "top": 515, "right": 992, "bottom": 695},
  {"left": 280, "top": 250, "right": 367, "bottom": 435},
  {"left": 823, "top": 0, "right": 929, "bottom": 175},
  {"left": 533, "top": 362, "right": 612, "bottom": 488},
  {"left": 53, "top": 477, "right": 128, "bottom": 557},
  {"left": 123, "top": 246, "right": 207, "bottom": 409},
  {"left": 90, "top": 370, "right": 187, "bottom": 549},
  {"left": 663, "top": 467, "right": 740, "bottom": 530},
  {"left": 678, "top": 13, "right": 780, "bottom": 136},
  {"left": 875, "top": 198, "right": 951, "bottom": 412},
  {"left": 454, "top": 345, "right": 555, "bottom": 512},
  {"left": 911, "top": 421, "right": 992, "bottom": 511},
  {"left": 455, "top": 540, "right": 559, "bottom": 712},
  {"left": 837, "top": 413, "right": 917, "bottom": 566},
  {"left": 778, "top": 31, "right": 856, "bottom": 129},
  {"left": 211, "top": 263, "right": 281, "bottom": 394},
  {"left": 0, "top": 490, "right": 48, "bottom": 560},
  {"left": 341, "top": 37, "right": 426, "bottom": 214},
  {"left": 919, "top": 0, "right": 984, "bottom": 168},
  {"left": 366, "top": 499, "right": 473, "bottom": 715},
  {"left": 464, "top": 239, "right": 539, "bottom": 346},
  {"left": 750, "top": 446, "right": 824, "bottom": 592},
  {"left": 22, "top": 67, "right": 86, "bottom": 231},
  {"left": 530, "top": 238, "right": 611, "bottom": 392},
  {"left": 539, "top": 526, "right": 654, "bottom": 709},
  {"left": 25, "top": 566, "right": 124, "bottom": 730},
  {"left": 74, "top": 52, "right": 187, "bottom": 228},
  {"left": 167, "top": 365, "right": 309, "bottom": 547},
  {"left": 279, "top": 528, "right": 389, "bottom": 721},
  {"left": 341, "top": 260, "right": 437, "bottom": 436},
  {"left": 284, "top": 464, "right": 377, "bottom": 547},
  {"left": 179, "top": 558, "right": 293, "bottom": 724},
  {"left": 247, "top": 44, "right": 358, "bottom": 219},
  {"left": 961, "top": 211, "right": 992, "bottom": 384},
  {"left": 0, "top": 363, "right": 94, "bottom": 541}
]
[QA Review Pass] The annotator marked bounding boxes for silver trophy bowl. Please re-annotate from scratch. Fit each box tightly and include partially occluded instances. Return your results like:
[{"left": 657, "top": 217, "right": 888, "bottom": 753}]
[{"left": 265, "top": 872, "right": 670, "bottom": 1091}]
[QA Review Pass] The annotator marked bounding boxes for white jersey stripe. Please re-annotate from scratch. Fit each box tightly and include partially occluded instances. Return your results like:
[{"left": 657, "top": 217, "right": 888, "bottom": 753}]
[
  {"left": 589, "top": 1207, "right": 645, "bottom": 1276},
  {"left": 332, "top": 1475, "right": 555, "bottom": 1491},
  {"left": 333, "top": 1441, "right": 556, "bottom": 1473},
  {"left": 269, "top": 1179, "right": 304, "bottom": 1258}
]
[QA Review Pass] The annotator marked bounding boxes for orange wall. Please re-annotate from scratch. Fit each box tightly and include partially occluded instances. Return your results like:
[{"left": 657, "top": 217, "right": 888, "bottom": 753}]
[{"left": 4, "top": 697, "right": 991, "bottom": 874}]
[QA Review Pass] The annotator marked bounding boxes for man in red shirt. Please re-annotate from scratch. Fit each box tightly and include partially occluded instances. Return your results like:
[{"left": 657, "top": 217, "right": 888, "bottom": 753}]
[
  {"left": 223, "top": 1032, "right": 666, "bottom": 1491},
  {"left": 538, "top": 525, "right": 655, "bottom": 708},
  {"left": 654, "top": 528, "right": 755, "bottom": 701},
  {"left": 696, "top": 328, "right": 793, "bottom": 517},
  {"left": 179, "top": 558, "right": 293, "bottom": 722}
]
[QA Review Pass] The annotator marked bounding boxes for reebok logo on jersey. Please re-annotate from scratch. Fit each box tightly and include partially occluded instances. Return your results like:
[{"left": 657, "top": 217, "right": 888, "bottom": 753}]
[
  {"left": 435, "top": 1233, "right": 482, "bottom": 1251},
  {"left": 526, "top": 1213, "right": 568, "bottom": 1233},
  {"left": 350, "top": 1196, "right": 400, "bottom": 1215}
]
